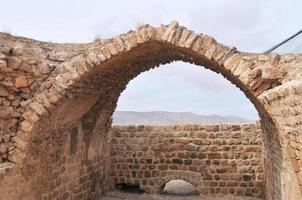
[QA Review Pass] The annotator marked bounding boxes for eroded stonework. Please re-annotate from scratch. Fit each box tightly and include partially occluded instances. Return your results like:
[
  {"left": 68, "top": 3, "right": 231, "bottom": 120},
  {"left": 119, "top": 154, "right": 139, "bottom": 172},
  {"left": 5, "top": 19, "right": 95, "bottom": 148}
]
[{"left": 0, "top": 21, "right": 302, "bottom": 200}]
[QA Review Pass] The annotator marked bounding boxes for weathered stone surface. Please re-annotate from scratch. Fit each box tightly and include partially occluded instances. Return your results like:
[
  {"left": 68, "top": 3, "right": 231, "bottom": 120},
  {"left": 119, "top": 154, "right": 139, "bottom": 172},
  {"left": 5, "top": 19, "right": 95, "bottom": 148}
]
[
  {"left": 29, "top": 102, "right": 48, "bottom": 116},
  {"left": 161, "top": 21, "right": 179, "bottom": 41},
  {"left": 110, "top": 124, "right": 264, "bottom": 197},
  {"left": 22, "top": 110, "right": 40, "bottom": 123},
  {"left": 1, "top": 80, "right": 14, "bottom": 87},
  {"left": 15, "top": 76, "right": 33, "bottom": 88},
  {"left": 260, "top": 67, "right": 282, "bottom": 80},
  {"left": 49, "top": 51, "right": 73, "bottom": 61},
  {"left": 7, "top": 56, "right": 22, "bottom": 70},
  {"left": 37, "top": 61, "right": 50, "bottom": 74},
  {"left": 0, "top": 86, "right": 8, "bottom": 97},
  {"left": 0, "top": 59, "right": 7, "bottom": 68},
  {"left": 12, "top": 45, "right": 24, "bottom": 56},
  {"left": 0, "top": 107, "right": 11, "bottom": 119},
  {"left": 20, "top": 121, "right": 33, "bottom": 132},
  {"left": 0, "top": 47, "right": 11, "bottom": 54},
  {"left": 177, "top": 29, "right": 192, "bottom": 47}
]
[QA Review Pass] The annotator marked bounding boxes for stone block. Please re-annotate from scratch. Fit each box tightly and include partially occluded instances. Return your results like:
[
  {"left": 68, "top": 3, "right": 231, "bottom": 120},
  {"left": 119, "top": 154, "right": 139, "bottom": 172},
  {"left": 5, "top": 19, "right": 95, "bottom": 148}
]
[{"left": 29, "top": 102, "right": 48, "bottom": 116}]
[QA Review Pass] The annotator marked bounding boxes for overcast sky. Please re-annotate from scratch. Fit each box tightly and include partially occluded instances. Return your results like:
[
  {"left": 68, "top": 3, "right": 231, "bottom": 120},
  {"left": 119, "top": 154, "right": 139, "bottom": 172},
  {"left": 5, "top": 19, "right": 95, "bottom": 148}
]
[{"left": 1, "top": 0, "right": 301, "bottom": 120}]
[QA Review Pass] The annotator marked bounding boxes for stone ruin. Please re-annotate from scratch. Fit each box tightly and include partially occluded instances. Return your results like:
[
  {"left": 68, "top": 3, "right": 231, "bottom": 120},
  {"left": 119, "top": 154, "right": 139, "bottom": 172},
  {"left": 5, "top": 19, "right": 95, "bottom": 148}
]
[{"left": 0, "top": 21, "right": 301, "bottom": 200}]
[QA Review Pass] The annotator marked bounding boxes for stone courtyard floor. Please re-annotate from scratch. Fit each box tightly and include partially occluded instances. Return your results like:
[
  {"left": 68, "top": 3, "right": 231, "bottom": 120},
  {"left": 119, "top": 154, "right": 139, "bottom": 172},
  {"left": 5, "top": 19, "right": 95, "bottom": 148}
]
[{"left": 101, "top": 191, "right": 263, "bottom": 200}]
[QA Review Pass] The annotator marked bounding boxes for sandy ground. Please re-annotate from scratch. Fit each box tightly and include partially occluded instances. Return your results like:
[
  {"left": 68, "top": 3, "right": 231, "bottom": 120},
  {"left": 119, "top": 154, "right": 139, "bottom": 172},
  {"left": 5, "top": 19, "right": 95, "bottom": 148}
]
[{"left": 100, "top": 191, "right": 263, "bottom": 200}]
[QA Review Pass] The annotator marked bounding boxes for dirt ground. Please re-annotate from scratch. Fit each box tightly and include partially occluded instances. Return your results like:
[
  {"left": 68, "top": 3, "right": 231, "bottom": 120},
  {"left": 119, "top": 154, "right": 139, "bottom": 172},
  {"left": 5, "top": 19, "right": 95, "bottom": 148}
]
[{"left": 100, "top": 191, "right": 263, "bottom": 200}]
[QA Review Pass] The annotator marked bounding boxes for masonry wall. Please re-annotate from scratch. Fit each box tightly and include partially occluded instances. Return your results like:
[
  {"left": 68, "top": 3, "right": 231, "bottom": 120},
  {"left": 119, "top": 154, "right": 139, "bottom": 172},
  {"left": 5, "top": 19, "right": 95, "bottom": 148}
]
[
  {"left": 0, "top": 95, "right": 114, "bottom": 200},
  {"left": 260, "top": 79, "right": 302, "bottom": 200},
  {"left": 109, "top": 123, "right": 265, "bottom": 198}
]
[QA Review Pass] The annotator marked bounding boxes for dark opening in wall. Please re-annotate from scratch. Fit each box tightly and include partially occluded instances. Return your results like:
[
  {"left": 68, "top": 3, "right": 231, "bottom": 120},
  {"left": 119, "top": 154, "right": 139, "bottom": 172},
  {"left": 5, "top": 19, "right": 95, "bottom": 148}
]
[
  {"left": 70, "top": 127, "right": 78, "bottom": 154},
  {"left": 161, "top": 180, "right": 199, "bottom": 196},
  {"left": 116, "top": 183, "right": 145, "bottom": 194}
]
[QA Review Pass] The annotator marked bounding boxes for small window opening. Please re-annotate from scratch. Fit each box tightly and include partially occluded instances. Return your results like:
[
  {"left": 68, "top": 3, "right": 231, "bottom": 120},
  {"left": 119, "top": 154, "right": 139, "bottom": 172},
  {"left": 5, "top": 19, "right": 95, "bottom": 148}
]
[
  {"left": 70, "top": 127, "right": 78, "bottom": 154},
  {"left": 161, "top": 180, "right": 199, "bottom": 196},
  {"left": 116, "top": 183, "right": 144, "bottom": 194}
]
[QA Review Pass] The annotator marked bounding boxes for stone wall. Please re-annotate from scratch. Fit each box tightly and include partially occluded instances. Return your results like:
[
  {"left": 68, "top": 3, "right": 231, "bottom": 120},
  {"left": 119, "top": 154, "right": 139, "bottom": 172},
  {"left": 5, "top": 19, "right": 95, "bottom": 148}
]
[
  {"left": 0, "top": 94, "right": 114, "bottom": 200},
  {"left": 109, "top": 123, "right": 265, "bottom": 198},
  {"left": 0, "top": 38, "right": 89, "bottom": 164}
]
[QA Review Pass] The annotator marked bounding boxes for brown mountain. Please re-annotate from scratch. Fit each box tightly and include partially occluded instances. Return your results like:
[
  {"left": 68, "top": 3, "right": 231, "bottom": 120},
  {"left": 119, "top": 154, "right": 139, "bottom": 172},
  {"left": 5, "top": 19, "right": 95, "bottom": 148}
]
[{"left": 112, "top": 111, "right": 253, "bottom": 125}]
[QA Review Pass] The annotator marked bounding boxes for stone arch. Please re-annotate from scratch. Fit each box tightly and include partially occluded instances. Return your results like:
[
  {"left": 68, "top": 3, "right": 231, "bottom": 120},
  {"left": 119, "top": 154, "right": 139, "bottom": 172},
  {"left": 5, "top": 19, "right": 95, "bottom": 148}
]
[
  {"left": 156, "top": 172, "right": 202, "bottom": 194},
  {"left": 0, "top": 21, "right": 301, "bottom": 200}
]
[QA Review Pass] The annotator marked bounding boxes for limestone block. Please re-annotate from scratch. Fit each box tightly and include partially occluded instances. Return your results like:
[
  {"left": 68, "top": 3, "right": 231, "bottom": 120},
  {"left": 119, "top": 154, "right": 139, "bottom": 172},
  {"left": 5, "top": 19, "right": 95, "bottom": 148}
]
[
  {"left": 0, "top": 86, "right": 9, "bottom": 97},
  {"left": 137, "top": 25, "right": 155, "bottom": 43},
  {"left": 29, "top": 102, "right": 48, "bottom": 116},
  {"left": 64, "top": 64, "right": 80, "bottom": 80},
  {"left": 22, "top": 110, "right": 40, "bottom": 123},
  {"left": 258, "top": 55, "right": 271, "bottom": 61},
  {"left": 233, "top": 60, "right": 253, "bottom": 78},
  {"left": 177, "top": 29, "right": 192, "bottom": 47},
  {"left": 223, "top": 53, "right": 241, "bottom": 71},
  {"left": 46, "top": 88, "right": 61, "bottom": 104},
  {"left": 8, "top": 56, "right": 22, "bottom": 70},
  {"left": 202, "top": 35, "right": 215, "bottom": 49},
  {"left": 154, "top": 25, "right": 165, "bottom": 40},
  {"left": 218, "top": 47, "right": 238, "bottom": 65},
  {"left": 121, "top": 31, "right": 138, "bottom": 50},
  {"left": 0, "top": 47, "right": 10, "bottom": 54},
  {"left": 161, "top": 21, "right": 179, "bottom": 42},
  {"left": 12, "top": 136, "right": 28, "bottom": 152},
  {"left": 213, "top": 44, "right": 229, "bottom": 62},
  {"left": 8, "top": 148, "right": 25, "bottom": 164},
  {"left": 106, "top": 43, "right": 118, "bottom": 56},
  {"left": 97, "top": 51, "right": 107, "bottom": 62},
  {"left": 113, "top": 36, "right": 126, "bottom": 52},
  {"left": 3, "top": 134, "right": 11, "bottom": 143},
  {"left": 53, "top": 75, "right": 69, "bottom": 90},
  {"left": 36, "top": 93, "right": 54, "bottom": 110},
  {"left": 191, "top": 37, "right": 203, "bottom": 53},
  {"left": 0, "top": 60, "right": 7, "bottom": 69},
  {"left": 37, "top": 61, "right": 50, "bottom": 74},
  {"left": 0, "top": 80, "right": 14, "bottom": 87},
  {"left": 20, "top": 121, "right": 33, "bottom": 133},
  {"left": 184, "top": 33, "right": 198, "bottom": 48},
  {"left": 261, "top": 67, "right": 282, "bottom": 81},
  {"left": 15, "top": 76, "right": 33, "bottom": 88},
  {"left": 12, "top": 45, "right": 24, "bottom": 56},
  {"left": 49, "top": 51, "right": 72, "bottom": 62},
  {"left": 100, "top": 46, "right": 112, "bottom": 59},
  {"left": 73, "top": 59, "right": 89, "bottom": 75},
  {"left": 205, "top": 43, "right": 216, "bottom": 60}
]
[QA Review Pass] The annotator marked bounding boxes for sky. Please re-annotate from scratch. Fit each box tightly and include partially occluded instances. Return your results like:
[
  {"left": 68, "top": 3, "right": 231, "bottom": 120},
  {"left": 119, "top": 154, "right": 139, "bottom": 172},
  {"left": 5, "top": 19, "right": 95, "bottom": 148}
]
[{"left": 1, "top": 0, "right": 301, "bottom": 120}]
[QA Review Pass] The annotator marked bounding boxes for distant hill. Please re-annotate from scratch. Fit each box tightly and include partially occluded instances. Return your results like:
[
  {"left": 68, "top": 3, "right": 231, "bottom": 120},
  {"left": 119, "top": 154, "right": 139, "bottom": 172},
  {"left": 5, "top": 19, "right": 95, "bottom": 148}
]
[{"left": 112, "top": 111, "right": 253, "bottom": 125}]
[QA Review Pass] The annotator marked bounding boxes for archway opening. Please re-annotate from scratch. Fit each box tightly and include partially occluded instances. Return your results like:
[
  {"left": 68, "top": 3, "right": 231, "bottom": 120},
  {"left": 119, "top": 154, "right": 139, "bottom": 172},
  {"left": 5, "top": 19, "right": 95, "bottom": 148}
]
[
  {"left": 161, "top": 180, "right": 199, "bottom": 196},
  {"left": 13, "top": 26, "right": 285, "bottom": 200},
  {"left": 113, "top": 61, "right": 259, "bottom": 125},
  {"left": 115, "top": 183, "right": 145, "bottom": 194},
  {"left": 109, "top": 61, "right": 266, "bottom": 199}
]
